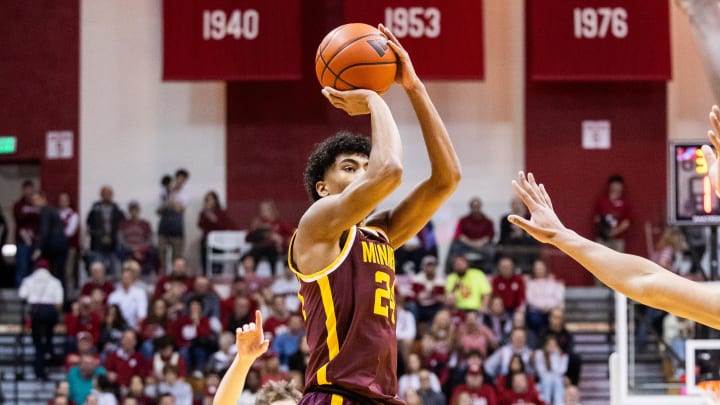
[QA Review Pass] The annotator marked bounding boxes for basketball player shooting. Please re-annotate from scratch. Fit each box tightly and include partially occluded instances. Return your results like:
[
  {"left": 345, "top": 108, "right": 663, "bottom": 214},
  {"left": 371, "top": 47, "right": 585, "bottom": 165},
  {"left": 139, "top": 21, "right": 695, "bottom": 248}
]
[
  {"left": 508, "top": 105, "right": 720, "bottom": 330},
  {"left": 289, "top": 24, "right": 461, "bottom": 404}
]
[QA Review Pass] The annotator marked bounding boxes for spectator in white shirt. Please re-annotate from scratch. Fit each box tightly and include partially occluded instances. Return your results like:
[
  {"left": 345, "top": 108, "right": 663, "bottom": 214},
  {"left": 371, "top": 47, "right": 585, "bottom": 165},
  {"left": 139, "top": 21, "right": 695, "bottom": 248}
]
[
  {"left": 158, "top": 365, "right": 193, "bottom": 405},
  {"left": 108, "top": 266, "right": 148, "bottom": 329},
  {"left": 525, "top": 259, "right": 565, "bottom": 333},
  {"left": 19, "top": 259, "right": 64, "bottom": 380},
  {"left": 270, "top": 264, "right": 300, "bottom": 312},
  {"left": 396, "top": 295, "right": 417, "bottom": 368}
]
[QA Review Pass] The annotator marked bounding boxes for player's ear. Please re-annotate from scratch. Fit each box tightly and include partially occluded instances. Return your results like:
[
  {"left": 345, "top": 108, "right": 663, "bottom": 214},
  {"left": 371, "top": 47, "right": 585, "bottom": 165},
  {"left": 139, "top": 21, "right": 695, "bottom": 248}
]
[{"left": 316, "top": 181, "right": 329, "bottom": 198}]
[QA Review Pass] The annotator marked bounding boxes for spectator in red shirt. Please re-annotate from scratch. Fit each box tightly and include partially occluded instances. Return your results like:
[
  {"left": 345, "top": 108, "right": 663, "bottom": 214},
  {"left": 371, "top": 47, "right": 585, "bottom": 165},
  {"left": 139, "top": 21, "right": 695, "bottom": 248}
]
[
  {"left": 65, "top": 331, "right": 100, "bottom": 372},
  {"left": 65, "top": 296, "right": 102, "bottom": 352},
  {"left": 450, "top": 364, "right": 498, "bottom": 405},
  {"left": 492, "top": 256, "right": 526, "bottom": 315},
  {"left": 197, "top": 191, "right": 234, "bottom": 273},
  {"left": 499, "top": 372, "right": 546, "bottom": 405},
  {"left": 152, "top": 257, "right": 194, "bottom": 301},
  {"left": 172, "top": 298, "right": 215, "bottom": 374},
  {"left": 118, "top": 201, "right": 158, "bottom": 275},
  {"left": 447, "top": 197, "right": 496, "bottom": 273},
  {"left": 150, "top": 335, "right": 188, "bottom": 380},
  {"left": 138, "top": 298, "right": 169, "bottom": 359},
  {"left": 406, "top": 255, "right": 446, "bottom": 326},
  {"left": 220, "top": 276, "right": 259, "bottom": 323},
  {"left": 594, "top": 174, "right": 632, "bottom": 252},
  {"left": 104, "top": 330, "right": 149, "bottom": 387},
  {"left": 245, "top": 199, "right": 295, "bottom": 272},
  {"left": 263, "top": 295, "right": 291, "bottom": 341},
  {"left": 224, "top": 295, "right": 252, "bottom": 332},
  {"left": 80, "top": 261, "right": 115, "bottom": 303}
]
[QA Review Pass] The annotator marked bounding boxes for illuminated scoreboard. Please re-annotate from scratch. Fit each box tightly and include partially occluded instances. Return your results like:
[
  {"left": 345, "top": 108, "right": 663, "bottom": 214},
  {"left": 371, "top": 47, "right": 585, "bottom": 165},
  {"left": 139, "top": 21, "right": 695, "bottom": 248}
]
[{"left": 670, "top": 141, "right": 720, "bottom": 225}]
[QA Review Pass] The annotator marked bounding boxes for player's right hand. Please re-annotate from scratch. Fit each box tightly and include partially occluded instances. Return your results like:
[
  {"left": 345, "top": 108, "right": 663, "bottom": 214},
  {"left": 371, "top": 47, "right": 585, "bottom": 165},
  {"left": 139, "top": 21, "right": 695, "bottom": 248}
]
[
  {"left": 702, "top": 105, "right": 720, "bottom": 195},
  {"left": 322, "top": 86, "right": 380, "bottom": 116},
  {"left": 236, "top": 310, "right": 270, "bottom": 360},
  {"left": 378, "top": 23, "right": 420, "bottom": 91}
]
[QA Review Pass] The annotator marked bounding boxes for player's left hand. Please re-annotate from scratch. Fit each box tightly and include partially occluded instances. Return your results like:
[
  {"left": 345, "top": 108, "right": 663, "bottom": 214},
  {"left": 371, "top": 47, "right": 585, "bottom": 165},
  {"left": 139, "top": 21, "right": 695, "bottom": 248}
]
[
  {"left": 236, "top": 310, "right": 270, "bottom": 361},
  {"left": 322, "top": 86, "right": 380, "bottom": 116},
  {"left": 508, "top": 171, "right": 568, "bottom": 244},
  {"left": 702, "top": 105, "right": 720, "bottom": 194},
  {"left": 378, "top": 24, "right": 420, "bottom": 90}
]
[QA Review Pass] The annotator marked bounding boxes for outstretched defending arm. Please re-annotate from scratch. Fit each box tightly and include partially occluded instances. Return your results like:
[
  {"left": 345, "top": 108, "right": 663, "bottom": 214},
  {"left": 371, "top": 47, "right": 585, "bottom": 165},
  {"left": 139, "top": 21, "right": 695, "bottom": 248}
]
[
  {"left": 213, "top": 310, "right": 270, "bottom": 405},
  {"left": 508, "top": 171, "right": 720, "bottom": 329}
]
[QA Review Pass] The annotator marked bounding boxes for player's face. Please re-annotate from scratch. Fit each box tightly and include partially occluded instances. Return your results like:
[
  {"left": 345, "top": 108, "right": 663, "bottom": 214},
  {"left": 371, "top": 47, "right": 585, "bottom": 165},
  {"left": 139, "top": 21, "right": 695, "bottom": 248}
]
[{"left": 317, "top": 153, "right": 369, "bottom": 198}]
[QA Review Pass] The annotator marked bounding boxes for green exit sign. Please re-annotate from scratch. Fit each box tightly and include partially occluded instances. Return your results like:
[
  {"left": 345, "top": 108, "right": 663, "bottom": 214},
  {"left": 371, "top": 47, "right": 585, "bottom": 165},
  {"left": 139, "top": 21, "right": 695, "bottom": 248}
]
[{"left": 0, "top": 137, "right": 16, "bottom": 154}]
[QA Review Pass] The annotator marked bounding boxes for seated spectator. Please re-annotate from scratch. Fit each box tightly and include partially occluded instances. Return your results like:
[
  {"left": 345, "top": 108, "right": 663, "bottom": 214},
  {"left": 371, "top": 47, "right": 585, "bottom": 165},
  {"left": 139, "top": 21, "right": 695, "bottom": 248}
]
[
  {"left": 540, "top": 308, "right": 582, "bottom": 386},
  {"left": 510, "top": 309, "right": 539, "bottom": 349},
  {"left": 394, "top": 220, "right": 439, "bottom": 274},
  {"left": 107, "top": 266, "right": 148, "bottom": 329},
  {"left": 150, "top": 335, "right": 187, "bottom": 380},
  {"left": 65, "top": 331, "right": 100, "bottom": 371},
  {"left": 449, "top": 364, "right": 498, "bottom": 405},
  {"left": 499, "top": 372, "right": 546, "bottom": 405},
  {"left": 497, "top": 196, "right": 540, "bottom": 273},
  {"left": 124, "top": 375, "right": 154, "bottom": 405},
  {"left": 418, "top": 368, "right": 446, "bottom": 405},
  {"left": 201, "top": 370, "right": 222, "bottom": 404},
  {"left": 663, "top": 313, "right": 695, "bottom": 372},
  {"left": 67, "top": 352, "right": 107, "bottom": 405},
  {"left": 65, "top": 296, "right": 102, "bottom": 354},
  {"left": 99, "top": 304, "right": 128, "bottom": 356},
  {"left": 260, "top": 352, "right": 288, "bottom": 386},
  {"left": 396, "top": 295, "right": 417, "bottom": 369},
  {"left": 207, "top": 331, "right": 237, "bottom": 373},
  {"left": 403, "top": 387, "right": 423, "bottom": 405},
  {"left": 81, "top": 261, "right": 115, "bottom": 303},
  {"left": 183, "top": 276, "right": 221, "bottom": 321},
  {"left": 406, "top": 255, "right": 446, "bottom": 327},
  {"left": 271, "top": 264, "right": 301, "bottom": 313},
  {"left": 445, "top": 255, "right": 492, "bottom": 313},
  {"left": 220, "top": 276, "right": 258, "bottom": 323},
  {"left": 483, "top": 295, "right": 512, "bottom": 345},
  {"left": 172, "top": 297, "right": 216, "bottom": 374},
  {"left": 495, "top": 354, "right": 538, "bottom": 404},
  {"left": 158, "top": 365, "right": 193, "bottom": 405},
  {"left": 420, "top": 334, "right": 451, "bottom": 387},
  {"left": 288, "top": 336, "right": 310, "bottom": 377},
  {"left": 89, "top": 374, "right": 121, "bottom": 405},
  {"left": 263, "top": 295, "right": 291, "bottom": 341},
  {"left": 444, "top": 350, "right": 490, "bottom": 399},
  {"left": 399, "top": 353, "right": 443, "bottom": 397},
  {"left": 272, "top": 314, "right": 305, "bottom": 370},
  {"left": 152, "top": 257, "right": 194, "bottom": 301},
  {"left": 239, "top": 254, "right": 273, "bottom": 294},
  {"left": 564, "top": 385, "right": 582, "bottom": 405},
  {"left": 118, "top": 201, "right": 158, "bottom": 275},
  {"left": 446, "top": 197, "right": 496, "bottom": 273},
  {"left": 224, "top": 295, "right": 252, "bottom": 333},
  {"left": 138, "top": 298, "right": 170, "bottom": 359},
  {"left": 484, "top": 328, "right": 535, "bottom": 379},
  {"left": 492, "top": 256, "right": 526, "bottom": 315},
  {"left": 104, "top": 330, "right": 149, "bottom": 388},
  {"left": 245, "top": 199, "right": 294, "bottom": 273},
  {"left": 525, "top": 259, "right": 565, "bottom": 333},
  {"left": 162, "top": 280, "right": 189, "bottom": 322},
  {"left": 534, "top": 334, "right": 568, "bottom": 405},
  {"left": 198, "top": 190, "right": 234, "bottom": 273},
  {"left": 455, "top": 310, "right": 498, "bottom": 359}
]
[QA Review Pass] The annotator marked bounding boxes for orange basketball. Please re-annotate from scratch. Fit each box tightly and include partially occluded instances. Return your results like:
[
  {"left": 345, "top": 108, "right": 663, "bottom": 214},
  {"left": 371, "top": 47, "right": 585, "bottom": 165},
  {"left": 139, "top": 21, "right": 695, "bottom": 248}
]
[{"left": 315, "top": 23, "right": 398, "bottom": 94}]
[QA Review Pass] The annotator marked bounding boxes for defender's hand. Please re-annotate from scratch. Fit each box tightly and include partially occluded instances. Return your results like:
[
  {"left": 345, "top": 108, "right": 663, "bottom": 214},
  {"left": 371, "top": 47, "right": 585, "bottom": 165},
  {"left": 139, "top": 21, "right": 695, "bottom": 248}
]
[
  {"left": 508, "top": 171, "right": 568, "bottom": 244},
  {"left": 702, "top": 105, "right": 720, "bottom": 195},
  {"left": 236, "top": 310, "right": 270, "bottom": 361},
  {"left": 322, "top": 87, "right": 379, "bottom": 116}
]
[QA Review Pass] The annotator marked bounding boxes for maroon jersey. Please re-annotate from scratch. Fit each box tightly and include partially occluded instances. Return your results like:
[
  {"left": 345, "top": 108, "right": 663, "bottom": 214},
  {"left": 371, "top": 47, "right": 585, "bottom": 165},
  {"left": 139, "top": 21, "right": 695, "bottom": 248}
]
[{"left": 290, "top": 226, "right": 403, "bottom": 404}]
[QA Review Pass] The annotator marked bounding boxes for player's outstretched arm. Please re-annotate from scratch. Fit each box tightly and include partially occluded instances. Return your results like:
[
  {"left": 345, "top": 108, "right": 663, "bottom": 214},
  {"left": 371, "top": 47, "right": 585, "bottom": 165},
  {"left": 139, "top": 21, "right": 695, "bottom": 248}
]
[
  {"left": 213, "top": 310, "right": 270, "bottom": 405},
  {"left": 366, "top": 24, "right": 462, "bottom": 247},
  {"left": 509, "top": 171, "right": 720, "bottom": 329},
  {"left": 702, "top": 105, "right": 720, "bottom": 193}
]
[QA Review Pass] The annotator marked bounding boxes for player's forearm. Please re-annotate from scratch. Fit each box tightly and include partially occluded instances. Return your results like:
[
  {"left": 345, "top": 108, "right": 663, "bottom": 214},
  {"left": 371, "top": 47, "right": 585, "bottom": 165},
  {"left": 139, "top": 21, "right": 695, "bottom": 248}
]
[
  {"left": 367, "top": 93, "right": 403, "bottom": 181},
  {"left": 405, "top": 83, "right": 462, "bottom": 188},
  {"left": 213, "top": 356, "right": 253, "bottom": 405}
]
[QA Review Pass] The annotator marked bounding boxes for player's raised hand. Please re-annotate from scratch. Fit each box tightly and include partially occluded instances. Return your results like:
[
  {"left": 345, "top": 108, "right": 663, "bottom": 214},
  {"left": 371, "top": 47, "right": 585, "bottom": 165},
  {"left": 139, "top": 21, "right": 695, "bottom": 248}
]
[
  {"left": 702, "top": 105, "right": 720, "bottom": 194},
  {"left": 508, "top": 171, "right": 568, "bottom": 244},
  {"left": 322, "top": 86, "right": 381, "bottom": 116},
  {"left": 236, "top": 310, "right": 270, "bottom": 360},
  {"left": 378, "top": 24, "right": 419, "bottom": 90}
]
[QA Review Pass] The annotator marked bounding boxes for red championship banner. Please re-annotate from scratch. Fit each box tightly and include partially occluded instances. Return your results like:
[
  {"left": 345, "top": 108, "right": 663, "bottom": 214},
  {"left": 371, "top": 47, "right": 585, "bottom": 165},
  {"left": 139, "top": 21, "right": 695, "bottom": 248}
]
[
  {"left": 163, "top": 0, "right": 301, "bottom": 80},
  {"left": 527, "top": 0, "right": 671, "bottom": 81},
  {"left": 344, "top": 0, "right": 484, "bottom": 80}
]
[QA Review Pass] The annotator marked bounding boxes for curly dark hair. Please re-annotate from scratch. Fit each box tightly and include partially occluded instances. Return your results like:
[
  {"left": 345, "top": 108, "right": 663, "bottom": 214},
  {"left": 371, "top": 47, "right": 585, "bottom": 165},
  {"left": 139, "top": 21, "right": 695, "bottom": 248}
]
[{"left": 304, "top": 131, "right": 371, "bottom": 201}]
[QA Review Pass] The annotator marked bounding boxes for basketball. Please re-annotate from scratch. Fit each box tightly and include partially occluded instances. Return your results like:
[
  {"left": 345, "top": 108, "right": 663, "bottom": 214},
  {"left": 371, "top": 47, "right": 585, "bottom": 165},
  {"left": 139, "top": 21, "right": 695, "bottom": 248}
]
[{"left": 315, "top": 23, "right": 398, "bottom": 94}]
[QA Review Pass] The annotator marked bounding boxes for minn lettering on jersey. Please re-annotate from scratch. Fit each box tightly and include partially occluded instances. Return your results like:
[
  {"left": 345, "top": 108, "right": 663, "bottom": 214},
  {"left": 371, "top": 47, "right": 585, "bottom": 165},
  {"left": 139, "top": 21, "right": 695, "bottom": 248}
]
[{"left": 361, "top": 240, "right": 395, "bottom": 270}]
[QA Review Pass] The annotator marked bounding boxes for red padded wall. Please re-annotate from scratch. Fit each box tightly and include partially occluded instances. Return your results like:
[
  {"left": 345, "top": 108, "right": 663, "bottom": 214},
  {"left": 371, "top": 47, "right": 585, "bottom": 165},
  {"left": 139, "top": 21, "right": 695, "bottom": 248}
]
[{"left": 0, "top": 1, "right": 80, "bottom": 207}]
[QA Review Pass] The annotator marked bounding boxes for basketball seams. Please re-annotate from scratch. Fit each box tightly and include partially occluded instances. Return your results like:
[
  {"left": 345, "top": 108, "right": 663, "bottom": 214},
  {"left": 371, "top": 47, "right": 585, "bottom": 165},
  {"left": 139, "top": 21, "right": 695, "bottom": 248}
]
[{"left": 319, "top": 33, "right": 386, "bottom": 86}]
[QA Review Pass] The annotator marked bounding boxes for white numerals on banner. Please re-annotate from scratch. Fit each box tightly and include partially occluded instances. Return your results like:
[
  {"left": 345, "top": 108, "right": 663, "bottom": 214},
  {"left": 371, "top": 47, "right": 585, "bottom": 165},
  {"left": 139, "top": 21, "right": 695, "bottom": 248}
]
[
  {"left": 384, "top": 7, "right": 441, "bottom": 39},
  {"left": 573, "top": 7, "right": 628, "bottom": 39},
  {"left": 202, "top": 9, "right": 259, "bottom": 40}
]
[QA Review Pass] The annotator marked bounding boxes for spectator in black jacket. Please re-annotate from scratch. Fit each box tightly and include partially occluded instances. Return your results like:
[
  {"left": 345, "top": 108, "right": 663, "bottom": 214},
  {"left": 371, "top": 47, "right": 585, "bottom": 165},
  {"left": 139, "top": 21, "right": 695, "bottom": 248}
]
[
  {"left": 86, "top": 185, "right": 125, "bottom": 276},
  {"left": 32, "top": 191, "right": 69, "bottom": 292}
]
